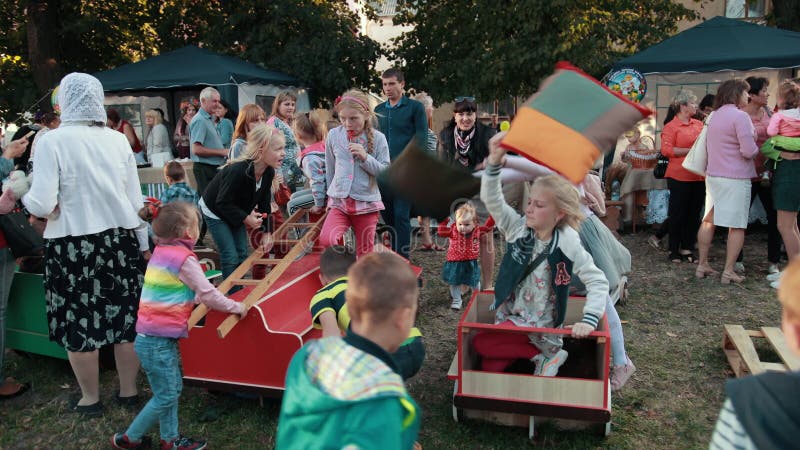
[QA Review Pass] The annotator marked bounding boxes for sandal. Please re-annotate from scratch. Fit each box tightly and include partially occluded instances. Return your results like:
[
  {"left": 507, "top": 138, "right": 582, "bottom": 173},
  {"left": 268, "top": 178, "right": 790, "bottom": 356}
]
[
  {"left": 0, "top": 378, "right": 30, "bottom": 401},
  {"left": 669, "top": 253, "right": 682, "bottom": 263},
  {"left": 695, "top": 266, "right": 718, "bottom": 279}
]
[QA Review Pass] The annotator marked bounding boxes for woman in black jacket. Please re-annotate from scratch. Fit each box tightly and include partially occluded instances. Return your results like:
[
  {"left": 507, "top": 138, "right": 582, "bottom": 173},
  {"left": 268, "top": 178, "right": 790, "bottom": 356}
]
[
  {"left": 200, "top": 124, "right": 285, "bottom": 279},
  {"left": 439, "top": 97, "right": 499, "bottom": 289}
]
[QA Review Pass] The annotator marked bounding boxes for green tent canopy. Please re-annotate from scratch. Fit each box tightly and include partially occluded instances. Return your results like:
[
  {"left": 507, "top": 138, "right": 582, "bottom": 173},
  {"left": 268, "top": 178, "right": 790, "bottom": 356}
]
[
  {"left": 613, "top": 16, "right": 800, "bottom": 74},
  {"left": 94, "top": 45, "right": 300, "bottom": 91}
]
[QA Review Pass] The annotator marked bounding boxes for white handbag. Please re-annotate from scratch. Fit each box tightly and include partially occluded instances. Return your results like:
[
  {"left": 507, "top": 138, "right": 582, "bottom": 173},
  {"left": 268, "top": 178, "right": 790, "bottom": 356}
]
[{"left": 682, "top": 112, "right": 713, "bottom": 176}]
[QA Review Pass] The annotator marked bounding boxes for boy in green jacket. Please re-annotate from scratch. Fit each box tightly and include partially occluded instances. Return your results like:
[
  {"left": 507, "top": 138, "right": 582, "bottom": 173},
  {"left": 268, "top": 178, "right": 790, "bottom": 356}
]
[{"left": 278, "top": 252, "right": 421, "bottom": 449}]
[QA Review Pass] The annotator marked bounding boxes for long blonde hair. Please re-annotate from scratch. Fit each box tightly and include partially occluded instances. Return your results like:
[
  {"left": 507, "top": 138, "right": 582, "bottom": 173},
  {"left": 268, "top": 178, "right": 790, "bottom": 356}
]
[
  {"left": 223, "top": 123, "right": 284, "bottom": 168},
  {"left": 531, "top": 174, "right": 584, "bottom": 230},
  {"left": 294, "top": 109, "right": 329, "bottom": 143},
  {"left": 335, "top": 89, "right": 375, "bottom": 154}
]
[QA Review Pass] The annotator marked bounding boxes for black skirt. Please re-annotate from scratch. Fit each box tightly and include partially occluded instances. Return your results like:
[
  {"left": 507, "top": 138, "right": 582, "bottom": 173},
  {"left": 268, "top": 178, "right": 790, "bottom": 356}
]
[{"left": 44, "top": 228, "right": 145, "bottom": 352}]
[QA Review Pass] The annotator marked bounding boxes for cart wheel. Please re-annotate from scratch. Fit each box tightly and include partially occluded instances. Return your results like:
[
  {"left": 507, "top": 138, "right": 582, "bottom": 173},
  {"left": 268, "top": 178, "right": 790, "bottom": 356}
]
[
  {"left": 604, "top": 421, "right": 612, "bottom": 436},
  {"left": 452, "top": 381, "right": 460, "bottom": 423}
]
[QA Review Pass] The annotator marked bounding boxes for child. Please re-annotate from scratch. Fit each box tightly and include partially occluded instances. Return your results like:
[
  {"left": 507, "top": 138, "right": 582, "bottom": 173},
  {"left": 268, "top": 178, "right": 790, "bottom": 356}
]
[
  {"left": 287, "top": 109, "right": 328, "bottom": 216},
  {"left": 309, "top": 245, "right": 426, "bottom": 380},
  {"left": 111, "top": 202, "right": 248, "bottom": 450},
  {"left": 767, "top": 80, "right": 800, "bottom": 138},
  {"left": 472, "top": 136, "right": 608, "bottom": 378},
  {"left": 438, "top": 202, "right": 494, "bottom": 310},
  {"left": 159, "top": 161, "right": 199, "bottom": 206},
  {"left": 710, "top": 258, "right": 800, "bottom": 449},
  {"left": 278, "top": 252, "right": 421, "bottom": 449},
  {"left": 319, "top": 90, "right": 390, "bottom": 257}
]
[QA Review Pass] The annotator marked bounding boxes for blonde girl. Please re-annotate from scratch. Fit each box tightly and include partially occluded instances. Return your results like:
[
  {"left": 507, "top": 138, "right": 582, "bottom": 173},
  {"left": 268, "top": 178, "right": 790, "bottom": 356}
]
[
  {"left": 438, "top": 202, "right": 494, "bottom": 310},
  {"left": 229, "top": 104, "right": 267, "bottom": 160},
  {"left": 319, "top": 89, "right": 390, "bottom": 256},
  {"left": 198, "top": 124, "right": 285, "bottom": 279},
  {"left": 269, "top": 91, "right": 303, "bottom": 189},
  {"left": 288, "top": 109, "right": 330, "bottom": 216},
  {"left": 471, "top": 135, "right": 608, "bottom": 378}
]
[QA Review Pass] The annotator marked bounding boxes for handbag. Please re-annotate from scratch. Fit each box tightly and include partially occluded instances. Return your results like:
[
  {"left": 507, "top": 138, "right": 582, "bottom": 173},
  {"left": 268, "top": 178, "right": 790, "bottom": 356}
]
[
  {"left": 0, "top": 210, "right": 45, "bottom": 258},
  {"left": 653, "top": 153, "right": 669, "bottom": 179},
  {"left": 682, "top": 112, "right": 713, "bottom": 176}
]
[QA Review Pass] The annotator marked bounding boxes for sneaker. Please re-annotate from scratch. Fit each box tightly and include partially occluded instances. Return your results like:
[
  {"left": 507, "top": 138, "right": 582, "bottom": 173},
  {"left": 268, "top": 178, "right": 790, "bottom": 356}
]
[
  {"left": 647, "top": 235, "right": 660, "bottom": 250},
  {"left": 111, "top": 433, "right": 152, "bottom": 450},
  {"left": 768, "top": 264, "right": 780, "bottom": 274},
  {"left": 532, "top": 350, "right": 568, "bottom": 377},
  {"left": 161, "top": 436, "right": 207, "bottom": 450},
  {"left": 734, "top": 262, "right": 745, "bottom": 273},
  {"left": 767, "top": 271, "right": 782, "bottom": 282},
  {"left": 610, "top": 357, "right": 636, "bottom": 391},
  {"left": 450, "top": 298, "right": 463, "bottom": 310},
  {"left": 771, "top": 279, "right": 780, "bottom": 289}
]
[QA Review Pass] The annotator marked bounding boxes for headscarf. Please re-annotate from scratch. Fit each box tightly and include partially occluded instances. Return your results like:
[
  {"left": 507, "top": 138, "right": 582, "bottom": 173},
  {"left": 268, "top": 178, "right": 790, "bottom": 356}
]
[{"left": 58, "top": 73, "right": 107, "bottom": 124}]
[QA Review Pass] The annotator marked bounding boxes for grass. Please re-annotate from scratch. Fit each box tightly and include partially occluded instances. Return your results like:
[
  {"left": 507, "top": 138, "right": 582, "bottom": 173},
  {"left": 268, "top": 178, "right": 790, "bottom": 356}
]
[{"left": 0, "top": 227, "right": 783, "bottom": 449}]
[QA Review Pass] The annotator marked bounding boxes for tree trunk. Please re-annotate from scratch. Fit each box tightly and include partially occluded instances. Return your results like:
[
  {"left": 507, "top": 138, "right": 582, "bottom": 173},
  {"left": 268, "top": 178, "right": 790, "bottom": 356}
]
[{"left": 26, "top": 0, "right": 64, "bottom": 93}]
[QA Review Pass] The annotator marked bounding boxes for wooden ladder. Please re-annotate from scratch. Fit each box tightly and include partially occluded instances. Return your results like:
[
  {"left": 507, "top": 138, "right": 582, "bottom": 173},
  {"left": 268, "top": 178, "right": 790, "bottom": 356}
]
[{"left": 186, "top": 208, "right": 327, "bottom": 338}]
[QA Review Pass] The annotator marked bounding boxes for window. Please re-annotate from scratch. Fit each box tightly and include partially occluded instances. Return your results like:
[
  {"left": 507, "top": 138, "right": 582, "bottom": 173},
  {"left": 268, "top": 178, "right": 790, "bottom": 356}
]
[
  {"left": 725, "top": 0, "right": 766, "bottom": 19},
  {"left": 256, "top": 95, "right": 276, "bottom": 116}
]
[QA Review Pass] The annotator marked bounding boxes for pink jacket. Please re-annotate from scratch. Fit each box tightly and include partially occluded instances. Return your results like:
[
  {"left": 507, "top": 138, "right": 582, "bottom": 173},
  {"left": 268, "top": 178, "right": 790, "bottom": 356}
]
[{"left": 705, "top": 105, "right": 758, "bottom": 179}]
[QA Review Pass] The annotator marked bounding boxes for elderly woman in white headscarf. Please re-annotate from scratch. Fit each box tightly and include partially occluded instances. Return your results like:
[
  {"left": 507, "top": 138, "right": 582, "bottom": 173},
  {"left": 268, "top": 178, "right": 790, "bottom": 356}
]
[{"left": 22, "top": 73, "right": 149, "bottom": 416}]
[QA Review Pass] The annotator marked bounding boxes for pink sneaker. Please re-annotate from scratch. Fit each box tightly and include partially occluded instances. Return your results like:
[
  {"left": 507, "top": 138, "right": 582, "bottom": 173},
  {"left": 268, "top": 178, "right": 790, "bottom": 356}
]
[{"left": 611, "top": 357, "right": 636, "bottom": 391}]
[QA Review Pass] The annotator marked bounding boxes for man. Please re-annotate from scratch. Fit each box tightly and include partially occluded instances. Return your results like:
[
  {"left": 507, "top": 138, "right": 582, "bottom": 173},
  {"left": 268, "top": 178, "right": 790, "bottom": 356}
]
[
  {"left": 375, "top": 68, "right": 428, "bottom": 259},
  {"left": 189, "top": 87, "right": 227, "bottom": 244}
]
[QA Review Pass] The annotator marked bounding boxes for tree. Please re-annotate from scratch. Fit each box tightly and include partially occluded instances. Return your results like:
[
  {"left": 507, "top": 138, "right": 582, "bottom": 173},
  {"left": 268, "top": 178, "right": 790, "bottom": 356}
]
[
  {"left": 768, "top": 0, "right": 800, "bottom": 31},
  {"left": 391, "top": 0, "right": 697, "bottom": 103}
]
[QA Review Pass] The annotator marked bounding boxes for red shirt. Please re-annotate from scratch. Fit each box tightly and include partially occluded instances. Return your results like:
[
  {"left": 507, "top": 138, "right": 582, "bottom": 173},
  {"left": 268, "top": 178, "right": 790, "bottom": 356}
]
[
  {"left": 660, "top": 117, "right": 704, "bottom": 182},
  {"left": 438, "top": 216, "right": 494, "bottom": 262}
]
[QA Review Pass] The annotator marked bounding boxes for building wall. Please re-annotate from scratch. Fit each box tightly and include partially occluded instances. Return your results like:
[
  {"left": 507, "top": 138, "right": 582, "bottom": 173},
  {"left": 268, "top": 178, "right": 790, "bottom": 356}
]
[
  {"left": 366, "top": 15, "right": 413, "bottom": 73},
  {"left": 676, "top": 0, "right": 772, "bottom": 31}
]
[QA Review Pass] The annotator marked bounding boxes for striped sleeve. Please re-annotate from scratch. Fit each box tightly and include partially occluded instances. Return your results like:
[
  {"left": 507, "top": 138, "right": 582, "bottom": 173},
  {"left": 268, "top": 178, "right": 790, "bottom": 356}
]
[
  {"left": 709, "top": 398, "right": 757, "bottom": 450},
  {"left": 309, "top": 291, "right": 336, "bottom": 328}
]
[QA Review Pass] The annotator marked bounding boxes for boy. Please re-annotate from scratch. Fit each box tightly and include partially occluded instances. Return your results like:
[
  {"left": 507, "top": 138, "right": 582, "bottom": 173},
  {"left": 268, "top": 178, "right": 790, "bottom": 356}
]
[
  {"left": 710, "top": 259, "right": 800, "bottom": 449},
  {"left": 280, "top": 252, "right": 421, "bottom": 450},
  {"left": 309, "top": 246, "right": 425, "bottom": 380},
  {"left": 159, "top": 161, "right": 199, "bottom": 205}
]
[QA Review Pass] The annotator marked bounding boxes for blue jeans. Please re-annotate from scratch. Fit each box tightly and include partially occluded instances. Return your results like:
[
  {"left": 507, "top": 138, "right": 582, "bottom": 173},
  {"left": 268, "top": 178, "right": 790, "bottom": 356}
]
[
  {"left": 126, "top": 334, "right": 182, "bottom": 442},
  {"left": 379, "top": 188, "right": 411, "bottom": 259},
  {"left": 204, "top": 214, "right": 248, "bottom": 280},
  {"left": 0, "top": 248, "right": 15, "bottom": 384}
]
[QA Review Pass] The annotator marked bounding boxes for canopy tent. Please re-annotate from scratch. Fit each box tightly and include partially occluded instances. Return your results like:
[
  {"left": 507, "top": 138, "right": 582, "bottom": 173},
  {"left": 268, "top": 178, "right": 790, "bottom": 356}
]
[{"left": 93, "top": 46, "right": 310, "bottom": 144}]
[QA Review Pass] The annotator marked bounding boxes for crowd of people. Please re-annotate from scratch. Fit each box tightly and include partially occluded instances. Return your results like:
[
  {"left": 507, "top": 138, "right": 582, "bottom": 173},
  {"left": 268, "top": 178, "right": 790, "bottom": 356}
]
[{"left": 1, "top": 67, "right": 798, "bottom": 449}]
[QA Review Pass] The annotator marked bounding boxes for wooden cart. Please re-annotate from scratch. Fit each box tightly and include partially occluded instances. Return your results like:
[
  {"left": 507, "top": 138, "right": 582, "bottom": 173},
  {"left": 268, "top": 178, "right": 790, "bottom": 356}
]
[{"left": 448, "top": 291, "right": 612, "bottom": 438}]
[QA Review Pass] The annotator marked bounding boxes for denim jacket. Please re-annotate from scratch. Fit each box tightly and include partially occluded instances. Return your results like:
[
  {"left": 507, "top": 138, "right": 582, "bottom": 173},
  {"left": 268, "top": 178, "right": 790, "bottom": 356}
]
[{"left": 325, "top": 126, "right": 390, "bottom": 202}]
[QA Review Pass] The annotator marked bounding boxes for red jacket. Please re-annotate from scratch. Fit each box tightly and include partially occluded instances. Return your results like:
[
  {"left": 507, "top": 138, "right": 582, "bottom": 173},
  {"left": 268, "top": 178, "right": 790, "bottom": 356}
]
[{"left": 438, "top": 216, "right": 494, "bottom": 262}]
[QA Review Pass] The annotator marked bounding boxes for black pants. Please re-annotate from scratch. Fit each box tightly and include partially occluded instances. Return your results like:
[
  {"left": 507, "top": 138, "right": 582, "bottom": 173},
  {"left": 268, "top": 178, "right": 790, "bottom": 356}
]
[
  {"left": 667, "top": 179, "right": 705, "bottom": 257},
  {"left": 193, "top": 162, "right": 221, "bottom": 242},
  {"left": 738, "top": 181, "right": 781, "bottom": 264}
]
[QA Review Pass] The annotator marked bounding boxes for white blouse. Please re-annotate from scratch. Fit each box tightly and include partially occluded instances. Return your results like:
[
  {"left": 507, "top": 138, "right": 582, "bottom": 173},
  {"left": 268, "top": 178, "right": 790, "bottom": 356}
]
[{"left": 22, "top": 124, "right": 149, "bottom": 251}]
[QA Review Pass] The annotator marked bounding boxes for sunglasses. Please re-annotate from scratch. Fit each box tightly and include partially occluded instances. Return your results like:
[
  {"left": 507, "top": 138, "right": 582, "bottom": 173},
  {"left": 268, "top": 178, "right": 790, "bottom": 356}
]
[{"left": 454, "top": 96, "right": 475, "bottom": 103}]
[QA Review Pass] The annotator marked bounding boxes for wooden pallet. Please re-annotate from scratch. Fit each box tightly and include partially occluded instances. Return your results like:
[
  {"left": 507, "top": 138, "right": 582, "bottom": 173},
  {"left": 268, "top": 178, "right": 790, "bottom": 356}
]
[{"left": 722, "top": 324, "right": 800, "bottom": 378}]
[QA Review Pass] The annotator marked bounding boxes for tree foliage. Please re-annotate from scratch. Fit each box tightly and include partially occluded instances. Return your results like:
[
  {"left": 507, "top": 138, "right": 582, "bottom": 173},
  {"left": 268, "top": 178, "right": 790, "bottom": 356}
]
[
  {"left": 768, "top": 0, "right": 800, "bottom": 31},
  {"left": 391, "top": 0, "right": 697, "bottom": 103},
  {"left": 1, "top": 0, "right": 380, "bottom": 123}
]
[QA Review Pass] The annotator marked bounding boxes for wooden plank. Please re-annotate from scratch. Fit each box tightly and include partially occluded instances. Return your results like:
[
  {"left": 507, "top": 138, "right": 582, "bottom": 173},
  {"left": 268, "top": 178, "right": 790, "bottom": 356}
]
[
  {"left": 460, "top": 371, "right": 604, "bottom": 408},
  {"left": 762, "top": 362, "right": 788, "bottom": 372},
  {"left": 447, "top": 353, "right": 459, "bottom": 379},
  {"left": 231, "top": 279, "right": 262, "bottom": 286},
  {"left": 252, "top": 259, "right": 282, "bottom": 265},
  {"left": 723, "top": 325, "right": 765, "bottom": 376},
  {"left": 761, "top": 327, "right": 800, "bottom": 371}
]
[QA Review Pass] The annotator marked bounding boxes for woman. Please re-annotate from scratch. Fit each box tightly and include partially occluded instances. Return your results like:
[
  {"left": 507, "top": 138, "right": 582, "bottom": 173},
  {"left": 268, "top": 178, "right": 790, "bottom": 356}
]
[
  {"left": 22, "top": 73, "right": 149, "bottom": 415},
  {"left": 740, "top": 77, "right": 780, "bottom": 275},
  {"left": 229, "top": 104, "right": 267, "bottom": 160},
  {"left": 696, "top": 79, "right": 759, "bottom": 284},
  {"left": 144, "top": 109, "right": 171, "bottom": 164},
  {"left": 269, "top": 91, "right": 303, "bottom": 190},
  {"left": 0, "top": 136, "right": 31, "bottom": 400},
  {"left": 439, "top": 96, "right": 499, "bottom": 289},
  {"left": 660, "top": 90, "right": 705, "bottom": 263},
  {"left": 411, "top": 91, "right": 443, "bottom": 251},
  {"left": 216, "top": 99, "right": 235, "bottom": 149},
  {"left": 173, "top": 98, "right": 198, "bottom": 159},
  {"left": 199, "top": 123, "right": 284, "bottom": 279},
  {"left": 107, "top": 108, "right": 144, "bottom": 164}
]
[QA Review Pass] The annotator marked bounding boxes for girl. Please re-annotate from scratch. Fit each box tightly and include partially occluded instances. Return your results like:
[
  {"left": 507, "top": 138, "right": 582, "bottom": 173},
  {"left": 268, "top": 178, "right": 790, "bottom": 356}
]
[
  {"left": 199, "top": 124, "right": 284, "bottom": 279},
  {"left": 319, "top": 90, "right": 390, "bottom": 257},
  {"left": 111, "top": 201, "right": 248, "bottom": 450},
  {"left": 215, "top": 99, "right": 235, "bottom": 149},
  {"left": 173, "top": 98, "right": 198, "bottom": 159},
  {"left": 228, "top": 104, "right": 267, "bottom": 160},
  {"left": 269, "top": 91, "right": 304, "bottom": 190},
  {"left": 438, "top": 202, "right": 494, "bottom": 310},
  {"left": 287, "top": 109, "right": 329, "bottom": 216},
  {"left": 472, "top": 135, "right": 608, "bottom": 378}
]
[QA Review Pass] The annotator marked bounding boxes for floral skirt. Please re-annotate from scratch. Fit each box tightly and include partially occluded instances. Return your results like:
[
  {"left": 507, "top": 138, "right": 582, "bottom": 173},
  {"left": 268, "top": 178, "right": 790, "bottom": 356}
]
[{"left": 44, "top": 228, "right": 145, "bottom": 352}]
